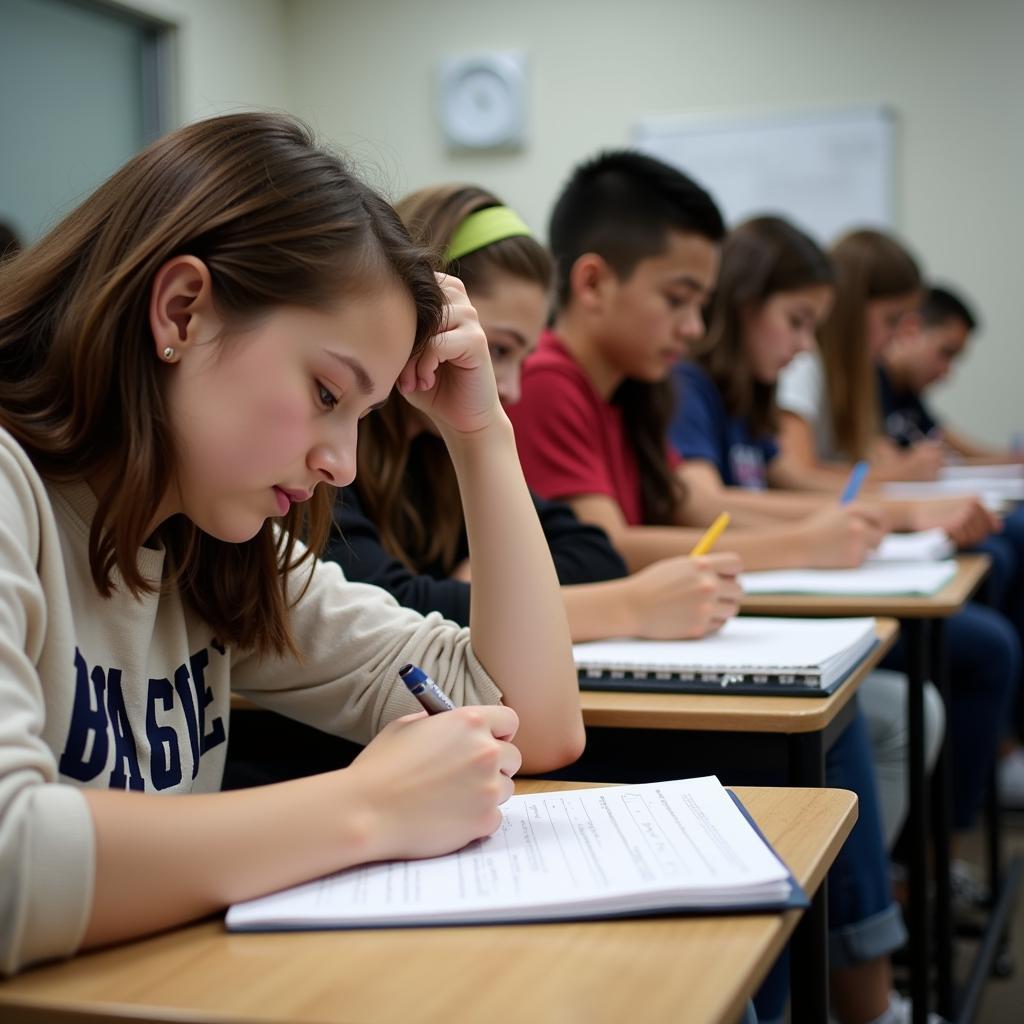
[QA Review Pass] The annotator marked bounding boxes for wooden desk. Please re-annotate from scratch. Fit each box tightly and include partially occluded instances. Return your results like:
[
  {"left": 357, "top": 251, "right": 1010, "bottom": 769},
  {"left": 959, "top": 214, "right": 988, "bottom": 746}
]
[
  {"left": 0, "top": 783, "right": 857, "bottom": 1024},
  {"left": 738, "top": 555, "right": 991, "bottom": 1024}
]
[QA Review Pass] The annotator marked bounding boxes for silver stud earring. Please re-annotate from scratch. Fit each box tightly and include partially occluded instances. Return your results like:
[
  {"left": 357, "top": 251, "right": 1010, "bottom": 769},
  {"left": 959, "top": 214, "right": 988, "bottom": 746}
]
[{"left": 162, "top": 346, "right": 175, "bottom": 361}]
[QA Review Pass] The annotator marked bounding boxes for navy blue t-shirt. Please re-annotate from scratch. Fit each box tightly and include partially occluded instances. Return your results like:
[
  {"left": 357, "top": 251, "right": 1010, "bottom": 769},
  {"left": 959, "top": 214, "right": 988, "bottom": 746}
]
[
  {"left": 670, "top": 361, "right": 779, "bottom": 490},
  {"left": 876, "top": 364, "right": 941, "bottom": 448}
]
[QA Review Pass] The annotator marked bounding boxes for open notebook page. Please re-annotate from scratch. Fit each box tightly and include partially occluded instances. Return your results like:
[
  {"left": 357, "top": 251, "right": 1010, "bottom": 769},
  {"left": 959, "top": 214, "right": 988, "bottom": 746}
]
[{"left": 572, "top": 616, "right": 876, "bottom": 675}]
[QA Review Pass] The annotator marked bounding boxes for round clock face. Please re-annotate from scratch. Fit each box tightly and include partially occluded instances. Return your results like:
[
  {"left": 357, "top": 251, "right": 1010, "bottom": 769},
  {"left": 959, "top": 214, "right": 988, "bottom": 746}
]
[{"left": 440, "top": 54, "right": 526, "bottom": 149}]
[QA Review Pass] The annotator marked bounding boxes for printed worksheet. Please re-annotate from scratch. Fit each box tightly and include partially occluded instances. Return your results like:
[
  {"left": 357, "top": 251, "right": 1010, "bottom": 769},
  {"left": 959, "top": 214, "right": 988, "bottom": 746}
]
[{"left": 226, "top": 776, "right": 792, "bottom": 929}]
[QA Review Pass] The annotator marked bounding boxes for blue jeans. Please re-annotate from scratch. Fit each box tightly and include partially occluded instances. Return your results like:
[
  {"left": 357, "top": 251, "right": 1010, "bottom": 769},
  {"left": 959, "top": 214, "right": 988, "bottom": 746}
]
[
  {"left": 882, "top": 600, "right": 1020, "bottom": 829},
  {"left": 976, "top": 507, "right": 1024, "bottom": 739},
  {"left": 754, "top": 706, "right": 907, "bottom": 1020}
]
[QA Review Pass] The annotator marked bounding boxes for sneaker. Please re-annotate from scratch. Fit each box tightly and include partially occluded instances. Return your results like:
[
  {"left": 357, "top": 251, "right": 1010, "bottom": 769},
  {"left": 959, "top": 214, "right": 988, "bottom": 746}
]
[
  {"left": 886, "top": 991, "right": 950, "bottom": 1024},
  {"left": 950, "top": 858, "right": 990, "bottom": 910},
  {"left": 997, "top": 746, "right": 1024, "bottom": 809}
]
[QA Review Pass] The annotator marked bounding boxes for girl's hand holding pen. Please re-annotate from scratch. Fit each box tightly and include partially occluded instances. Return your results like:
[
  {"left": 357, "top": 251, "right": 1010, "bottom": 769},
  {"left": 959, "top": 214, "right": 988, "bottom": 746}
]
[
  {"left": 345, "top": 704, "right": 521, "bottom": 861},
  {"left": 397, "top": 273, "right": 503, "bottom": 437},
  {"left": 910, "top": 495, "right": 999, "bottom": 549},
  {"left": 621, "top": 553, "right": 743, "bottom": 640},
  {"left": 801, "top": 505, "right": 886, "bottom": 568}
]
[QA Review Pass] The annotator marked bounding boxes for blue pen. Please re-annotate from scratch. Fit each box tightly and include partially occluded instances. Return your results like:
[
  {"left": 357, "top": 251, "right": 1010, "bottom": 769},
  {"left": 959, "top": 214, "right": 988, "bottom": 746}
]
[
  {"left": 399, "top": 663, "right": 457, "bottom": 714},
  {"left": 840, "top": 461, "right": 870, "bottom": 505}
]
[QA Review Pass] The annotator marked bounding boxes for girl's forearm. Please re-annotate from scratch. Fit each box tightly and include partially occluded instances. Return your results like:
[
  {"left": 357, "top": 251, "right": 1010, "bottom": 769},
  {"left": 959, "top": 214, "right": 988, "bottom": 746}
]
[
  {"left": 82, "top": 773, "right": 370, "bottom": 949},
  {"left": 613, "top": 523, "right": 811, "bottom": 573},
  {"left": 445, "top": 416, "right": 584, "bottom": 773}
]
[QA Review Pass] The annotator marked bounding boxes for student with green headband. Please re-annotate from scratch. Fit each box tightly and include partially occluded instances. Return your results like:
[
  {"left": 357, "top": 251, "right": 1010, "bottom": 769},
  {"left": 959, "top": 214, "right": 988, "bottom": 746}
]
[
  {"left": 225, "top": 184, "right": 740, "bottom": 789},
  {"left": 325, "top": 183, "right": 743, "bottom": 640}
]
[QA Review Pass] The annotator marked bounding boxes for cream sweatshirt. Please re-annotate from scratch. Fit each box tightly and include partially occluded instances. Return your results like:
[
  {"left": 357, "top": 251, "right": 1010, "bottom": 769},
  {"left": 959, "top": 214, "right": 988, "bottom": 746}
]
[{"left": 0, "top": 427, "right": 501, "bottom": 973}]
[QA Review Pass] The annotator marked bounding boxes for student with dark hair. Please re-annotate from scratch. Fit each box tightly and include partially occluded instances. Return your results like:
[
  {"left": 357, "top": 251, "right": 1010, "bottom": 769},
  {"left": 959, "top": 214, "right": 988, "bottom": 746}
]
[
  {"left": 328, "top": 183, "right": 742, "bottom": 641},
  {"left": 509, "top": 152, "right": 915, "bottom": 1024},
  {"left": 0, "top": 114, "right": 584, "bottom": 974},
  {"left": 511, "top": 151, "right": 889, "bottom": 574},
  {"left": 880, "top": 282, "right": 1024, "bottom": 796},
  {"left": 880, "top": 285, "right": 1019, "bottom": 462}
]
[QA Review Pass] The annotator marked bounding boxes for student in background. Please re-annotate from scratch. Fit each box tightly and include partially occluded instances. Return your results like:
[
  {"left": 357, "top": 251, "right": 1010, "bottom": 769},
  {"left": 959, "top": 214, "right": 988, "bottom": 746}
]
[
  {"left": 510, "top": 150, "right": 914, "bottom": 1024},
  {"left": 775, "top": 227, "right": 1023, "bottom": 809},
  {"left": 329, "top": 183, "right": 741, "bottom": 642},
  {"left": 671, "top": 215, "right": 1017, "bottom": 845},
  {"left": 0, "top": 113, "right": 584, "bottom": 975},
  {"left": 880, "top": 283, "right": 1024, "bottom": 798},
  {"left": 880, "top": 285, "right": 1023, "bottom": 463},
  {"left": 670, "top": 216, "right": 943, "bottom": 847},
  {"left": 775, "top": 229, "right": 943, "bottom": 483}
]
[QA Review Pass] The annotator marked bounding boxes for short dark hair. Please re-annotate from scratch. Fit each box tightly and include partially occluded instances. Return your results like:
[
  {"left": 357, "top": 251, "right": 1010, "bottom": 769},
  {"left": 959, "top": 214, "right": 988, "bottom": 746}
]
[
  {"left": 548, "top": 149, "right": 726, "bottom": 307},
  {"left": 920, "top": 285, "right": 978, "bottom": 332}
]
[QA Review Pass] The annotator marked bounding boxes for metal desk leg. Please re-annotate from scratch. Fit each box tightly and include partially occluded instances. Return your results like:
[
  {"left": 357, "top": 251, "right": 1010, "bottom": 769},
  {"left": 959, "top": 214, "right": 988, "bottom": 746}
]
[
  {"left": 930, "top": 621, "right": 954, "bottom": 1017},
  {"left": 789, "top": 730, "right": 828, "bottom": 1024},
  {"left": 903, "top": 617, "right": 932, "bottom": 1024}
]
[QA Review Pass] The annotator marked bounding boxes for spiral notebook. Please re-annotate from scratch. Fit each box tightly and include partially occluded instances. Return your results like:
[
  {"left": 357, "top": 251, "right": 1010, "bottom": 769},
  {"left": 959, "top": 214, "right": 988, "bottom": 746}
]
[
  {"left": 574, "top": 616, "right": 878, "bottom": 696},
  {"left": 226, "top": 776, "right": 805, "bottom": 931}
]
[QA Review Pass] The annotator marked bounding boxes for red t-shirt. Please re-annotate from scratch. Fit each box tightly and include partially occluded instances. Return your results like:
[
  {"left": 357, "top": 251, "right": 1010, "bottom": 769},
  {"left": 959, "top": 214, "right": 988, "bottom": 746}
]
[{"left": 508, "top": 331, "right": 647, "bottom": 525}]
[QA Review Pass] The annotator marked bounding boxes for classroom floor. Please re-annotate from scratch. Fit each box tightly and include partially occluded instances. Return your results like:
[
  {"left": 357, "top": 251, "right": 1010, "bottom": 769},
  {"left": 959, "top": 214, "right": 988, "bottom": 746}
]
[{"left": 956, "top": 813, "right": 1024, "bottom": 1023}]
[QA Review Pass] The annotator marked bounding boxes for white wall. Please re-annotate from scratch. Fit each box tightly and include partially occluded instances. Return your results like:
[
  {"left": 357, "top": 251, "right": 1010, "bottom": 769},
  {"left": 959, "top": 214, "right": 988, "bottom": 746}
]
[
  {"left": 283, "top": 0, "right": 1024, "bottom": 446},
  {"left": 118, "top": 0, "right": 292, "bottom": 121}
]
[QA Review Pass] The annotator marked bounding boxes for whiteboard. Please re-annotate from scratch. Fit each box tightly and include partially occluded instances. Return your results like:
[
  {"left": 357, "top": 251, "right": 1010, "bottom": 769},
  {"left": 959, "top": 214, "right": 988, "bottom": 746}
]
[{"left": 633, "top": 106, "right": 895, "bottom": 244}]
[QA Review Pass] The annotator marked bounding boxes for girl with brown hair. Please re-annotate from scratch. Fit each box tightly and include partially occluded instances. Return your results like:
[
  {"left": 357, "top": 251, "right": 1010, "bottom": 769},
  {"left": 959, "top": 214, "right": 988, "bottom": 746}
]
[
  {"left": 776, "top": 228, "right": 945, "bottom": 482},
  {"left": 0, "top": 113, "right": 583, "bottom": 974},
  {"left": 329, "top": 183, "right": 743, "bottom": 641}
]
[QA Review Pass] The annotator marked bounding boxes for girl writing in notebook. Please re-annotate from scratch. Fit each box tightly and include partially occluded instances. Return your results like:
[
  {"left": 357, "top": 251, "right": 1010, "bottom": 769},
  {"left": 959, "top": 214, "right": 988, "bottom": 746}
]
[
  {"left": 507, "top": 150, "right": 912, "bottom": 1024},
  {"left": 0, "top": 113, "right": 584, "bottom": 975},
  {"left": 327, "top": 183, "right": 742, "bottom": 641},
  {"left": 668, "top": 214, "right": 1015, "bottom": 842}
]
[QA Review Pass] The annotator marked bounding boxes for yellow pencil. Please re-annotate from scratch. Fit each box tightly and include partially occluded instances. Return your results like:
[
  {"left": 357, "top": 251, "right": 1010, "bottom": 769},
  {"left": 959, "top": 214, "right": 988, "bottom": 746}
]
[{"left": 690, "top": 511, "right": 731, "bottom": 556}]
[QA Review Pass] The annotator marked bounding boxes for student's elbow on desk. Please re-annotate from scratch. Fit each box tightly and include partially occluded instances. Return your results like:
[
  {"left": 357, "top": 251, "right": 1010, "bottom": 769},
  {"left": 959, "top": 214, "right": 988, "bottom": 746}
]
[
  {"left": 512, "top": 687, "right": 586, "bottom": 774},
  {"left": 517, "top": 719, "right": 587, "bottom": 775}
]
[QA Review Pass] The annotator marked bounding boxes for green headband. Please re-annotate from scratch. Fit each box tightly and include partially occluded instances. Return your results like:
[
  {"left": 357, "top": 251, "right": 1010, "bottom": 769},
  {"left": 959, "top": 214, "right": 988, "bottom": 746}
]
[{"left": 445, "top": 206, "right": 533, "bottom": 263}]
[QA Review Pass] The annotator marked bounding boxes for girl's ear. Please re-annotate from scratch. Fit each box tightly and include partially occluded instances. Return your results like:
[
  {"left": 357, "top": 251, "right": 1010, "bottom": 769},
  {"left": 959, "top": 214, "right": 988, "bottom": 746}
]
[
  {"left": 149, "top": 256, "right": 218, "bottom": 363},
  {"left": 569, "top": 252, "right": 616, "bottom": 312}
]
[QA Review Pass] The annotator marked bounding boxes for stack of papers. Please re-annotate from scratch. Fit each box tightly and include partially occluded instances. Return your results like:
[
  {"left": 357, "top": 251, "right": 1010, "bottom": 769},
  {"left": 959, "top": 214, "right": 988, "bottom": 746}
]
[
  {"left": 226, "top": 776, "right": 802, "bottom": 930},
  {"left": 882, "top": 477, "right": 1024, "bottom": 504},
  {"left": 573, "top": 616, "right": 878, "bottom": 694},
  {"left": 941, "top": 464, "right": 1024, "bottom": 482},
  {"left": 741, "top": 561, "right": 957, "bottom": 597},
  {"left": 869, "top": 529, "right": 954, "bottom": 563}
]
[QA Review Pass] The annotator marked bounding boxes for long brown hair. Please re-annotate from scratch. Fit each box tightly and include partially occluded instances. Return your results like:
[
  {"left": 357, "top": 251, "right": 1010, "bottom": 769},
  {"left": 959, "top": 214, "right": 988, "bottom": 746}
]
[
  {"left": 0, "top": 113, "right": 443, "bottom": 657},
  {"left": 818, "top": 229, "right": 921, "bottom": 459},
  {"left": 701, "top": 216, "right": 834, "bottom": 438},
  {"left": 356, "top": 184, "right": 552, "bottom": 574}
]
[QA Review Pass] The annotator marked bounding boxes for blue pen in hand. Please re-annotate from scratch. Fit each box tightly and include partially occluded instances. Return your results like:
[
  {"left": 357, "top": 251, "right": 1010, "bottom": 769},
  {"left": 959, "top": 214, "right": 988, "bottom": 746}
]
[
  {"left": 399, "top": 663, "right": 457, "bottom": 715},
  {"left": 840, "top": 461, "right": 870, "bottom": 505}
]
